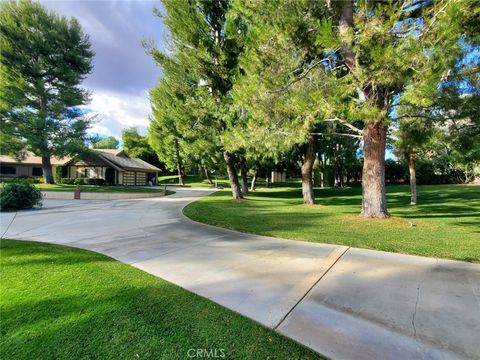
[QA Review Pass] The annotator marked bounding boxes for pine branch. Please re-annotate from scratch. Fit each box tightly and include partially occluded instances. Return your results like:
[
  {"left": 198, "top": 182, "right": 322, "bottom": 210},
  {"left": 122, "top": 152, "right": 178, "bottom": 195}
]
[
  {"left": 324, "top": 118, "right": 363, "bottom": 135},
  {"left": 267, "top": 57, "right": 329, "bottom": 94},
  {"left": 311, "top": 132, "right": 362, "bottom": 139}
]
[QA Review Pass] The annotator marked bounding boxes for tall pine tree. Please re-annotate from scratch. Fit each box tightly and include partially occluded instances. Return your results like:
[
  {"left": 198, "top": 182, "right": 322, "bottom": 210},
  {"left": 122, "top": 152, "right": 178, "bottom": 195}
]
[
  {"left": 0, "top": 0, "right": 94, "bottom": 183},
  {"left": 147, "top": 0, "right": 246, "bottom": 198}
]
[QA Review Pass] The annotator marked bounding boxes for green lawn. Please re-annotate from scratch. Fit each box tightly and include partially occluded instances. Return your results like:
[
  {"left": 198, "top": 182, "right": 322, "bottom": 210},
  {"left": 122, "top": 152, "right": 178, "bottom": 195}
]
[
  {"left": 37, "top": 183, "right": 174, "bottom": 194},
  {"left": 0, "top": 240, "right": 321, "bottom": 360},
  {"left": 158, "top": 174, "right": 231, "bottom": 188},
  {"left": 184, "top": 184, "right": 480, "bottom": 262}
]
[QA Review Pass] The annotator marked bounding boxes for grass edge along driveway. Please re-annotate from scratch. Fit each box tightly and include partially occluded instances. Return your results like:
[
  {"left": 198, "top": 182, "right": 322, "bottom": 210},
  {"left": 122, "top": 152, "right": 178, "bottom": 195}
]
[
  {"left": 0, "top": 239, "right": 322, "bottom": 360},
  {"left": 184, "top": 184, "right": 480, "bottom": 263},
  {"left": 36, "top": 183, "right": 174, "bottom": 194}
]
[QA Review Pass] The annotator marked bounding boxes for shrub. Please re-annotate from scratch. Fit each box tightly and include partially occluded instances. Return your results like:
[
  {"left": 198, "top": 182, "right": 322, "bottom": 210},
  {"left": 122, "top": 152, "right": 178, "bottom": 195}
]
[
  {"left": 0, "top": 177, "right": 43, "bottom": 184},
  {"left": 74, "top": 178, "right": 85, "bottom": 185},
  {"left": 84, "top": 178, "right": 96, "bottom": 185},
  {"left": 0, "top": 181, "right": 43, "bottom": 211},
  {"left": 60, "top": 178, "right": 75, "bottom": 185},
  {"left": 94, "top": 178, "right": 106, "bottom": 186},
  {"left": 55, "top": 166, "right": 64, "bottom": 183}
]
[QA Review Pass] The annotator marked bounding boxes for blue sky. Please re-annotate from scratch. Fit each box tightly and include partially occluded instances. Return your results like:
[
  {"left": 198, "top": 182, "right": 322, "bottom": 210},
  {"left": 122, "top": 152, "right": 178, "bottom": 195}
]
[{"left": 41, "top": 0, "right": 168, "bottom": 139}]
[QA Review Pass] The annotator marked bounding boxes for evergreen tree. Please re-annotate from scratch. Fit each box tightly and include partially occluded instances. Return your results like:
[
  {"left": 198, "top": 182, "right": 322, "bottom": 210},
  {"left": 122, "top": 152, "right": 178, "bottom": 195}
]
[
  {"left": 92, "top": 136, "right": 119, "bottom": 149},
  {"left": 0, "top": 0, "right": 94, "bottom": 183},
  {"left": 121, "top": 127, "right": 162, "bottom": 169},
  {"left": 147, "top": 0, "right": 246, "bottom": 198},
  {"left": 233, "top": 0, "right": 474, "bottom": 216}
]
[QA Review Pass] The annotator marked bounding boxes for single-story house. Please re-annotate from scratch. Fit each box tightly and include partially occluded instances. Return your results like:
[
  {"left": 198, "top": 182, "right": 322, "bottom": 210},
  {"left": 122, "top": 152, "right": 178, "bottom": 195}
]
[
  {"left": 0, "top": 149, "right": 160, "bottom": 186},
  {"left": 0, "top": 153, "right": 68, "bottom": 178}
]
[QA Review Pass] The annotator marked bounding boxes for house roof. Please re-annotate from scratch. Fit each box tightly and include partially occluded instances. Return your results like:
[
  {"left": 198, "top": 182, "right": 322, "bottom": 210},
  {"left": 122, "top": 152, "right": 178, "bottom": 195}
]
[
  {"left": 0, "top": 153, "right": 70, "bottom": 166},
  {"left": 95, "top": 149, "right": 161, "bottom": 172},
  {"left": 0, "top": 150, "right": 160, "bottom": 173}
]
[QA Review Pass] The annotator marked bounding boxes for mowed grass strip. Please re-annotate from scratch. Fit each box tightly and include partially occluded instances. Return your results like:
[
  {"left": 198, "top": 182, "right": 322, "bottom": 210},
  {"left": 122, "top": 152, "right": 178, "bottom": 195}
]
[
  {"left": 184, "top": 184, "right": 480, "bottom": 262},
  {"left": 36, "top": 183, "right": 173, "bottom": 194},
  {"left": 0, "top": 240, "right": 322, "bottom": 360}
]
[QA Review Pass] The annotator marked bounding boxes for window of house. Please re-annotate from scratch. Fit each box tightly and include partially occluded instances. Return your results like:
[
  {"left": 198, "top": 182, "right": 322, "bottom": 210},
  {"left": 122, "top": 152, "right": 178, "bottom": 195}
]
[
  {"left": 0, "top": 165, "right": 16, "bottom": 175},
  {"left": 32, "top": 167, "right": 43, "bottom": 176}
]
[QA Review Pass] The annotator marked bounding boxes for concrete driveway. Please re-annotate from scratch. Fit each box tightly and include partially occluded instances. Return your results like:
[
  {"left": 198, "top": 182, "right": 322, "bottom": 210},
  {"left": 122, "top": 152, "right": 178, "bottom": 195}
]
[{"left": 1, "top": 188, "right": 479, "bottom": 360}]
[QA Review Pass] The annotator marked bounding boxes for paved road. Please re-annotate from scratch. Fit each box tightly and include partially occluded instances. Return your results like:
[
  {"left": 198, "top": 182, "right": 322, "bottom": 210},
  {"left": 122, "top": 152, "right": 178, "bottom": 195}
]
[{"left": 1, "top": 188, "right": 479, "bottom": 360}]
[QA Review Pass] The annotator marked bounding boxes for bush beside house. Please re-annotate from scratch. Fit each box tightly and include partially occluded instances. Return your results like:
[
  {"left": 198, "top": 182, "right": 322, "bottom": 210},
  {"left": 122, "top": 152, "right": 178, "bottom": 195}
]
[{"left": 0, "top": 181, "right": 43, "bottom": 211}]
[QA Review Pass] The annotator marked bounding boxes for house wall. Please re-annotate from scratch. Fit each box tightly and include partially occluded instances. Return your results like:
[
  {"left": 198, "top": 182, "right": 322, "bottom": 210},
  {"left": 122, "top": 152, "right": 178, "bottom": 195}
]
[
  {"left": 68, "top": 166, "right": 107, "bottom": 179},
  {"left": 0, "top": 164, "right": 47, "bottom": 178}
]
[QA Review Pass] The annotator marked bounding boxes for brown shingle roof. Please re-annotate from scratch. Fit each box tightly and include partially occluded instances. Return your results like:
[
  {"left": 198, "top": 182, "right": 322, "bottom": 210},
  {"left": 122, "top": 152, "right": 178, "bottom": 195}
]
[{"left": 96, "top": 150, "right": 161, "bottom": 172}]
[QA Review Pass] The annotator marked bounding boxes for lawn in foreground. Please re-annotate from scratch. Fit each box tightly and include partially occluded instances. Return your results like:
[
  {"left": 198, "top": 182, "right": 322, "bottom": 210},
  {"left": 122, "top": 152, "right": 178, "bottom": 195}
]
[
  {"left": 0, "top": 240, "right": 321, "bottom": 360},
  {"left": 184, "top": 184, "right": 480, "bottom": 262},
  {"left": 37, "top": 183, "right": 174, "bottom": 194}
]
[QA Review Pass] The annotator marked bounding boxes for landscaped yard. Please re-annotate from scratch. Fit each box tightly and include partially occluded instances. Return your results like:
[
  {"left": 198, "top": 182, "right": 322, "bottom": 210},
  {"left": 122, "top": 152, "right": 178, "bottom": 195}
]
[
  {"left": 184, "top": 184, "right": 480, "bottom": 262},
  {"left": 158, "top": 174, "right": 231, "bottom": 188},
  {"left": 0, "top": 240, "right": 321, "bottom": 360},
  {"left": 36, "top": 183, "right": 174, "bottom": 194}
]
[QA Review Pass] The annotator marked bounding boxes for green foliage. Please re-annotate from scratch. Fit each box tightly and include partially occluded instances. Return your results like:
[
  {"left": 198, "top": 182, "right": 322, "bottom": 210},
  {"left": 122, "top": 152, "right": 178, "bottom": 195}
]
[
  {"left": 147, "top": 0, "right": 246, "bottom": 176},
  {"left": 59, "top": 178, "right": 75, "bottom": 185},
  {"left": 0, "top": 177, "right": 42, "bottom": 184},
  {"left": 74, "top": 178, "right": 84, "bottom": 185},
  {"left": 55, "top": 166, "right": 64, "bottom": 182},
  {"left": 121, "top": 127, "right": 160, "bottom": 166},
  {"left": 71, "top": 177, "right": 108, "bottom": 186},
  {"left": 0, "top": 0, "right": 93, "bottom": 161},
  {"left": 0, "top": 180, "right": 42, "bottom": 211},
  {"left": 92, "top": 136, "right": 119, "bottom": 149}
]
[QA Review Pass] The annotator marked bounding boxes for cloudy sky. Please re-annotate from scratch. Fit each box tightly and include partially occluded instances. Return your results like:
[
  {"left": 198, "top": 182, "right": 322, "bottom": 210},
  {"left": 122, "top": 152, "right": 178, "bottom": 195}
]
[{"left": 41, "top": 0, "right": 168, "bottom": 140}]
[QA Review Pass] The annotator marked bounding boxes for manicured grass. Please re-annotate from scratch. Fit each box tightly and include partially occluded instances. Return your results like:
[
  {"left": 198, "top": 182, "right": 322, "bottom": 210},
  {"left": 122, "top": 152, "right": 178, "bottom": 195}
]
[
  {"left": 0, "top": 240, "right": 321, "bottom": 360},
  {"left": 158, "top": 174, "right": 231, "bottom": 188},
  {"left": 37, "top": 183, "right": 174, "bottom": 194},
  {"left": 184, "top": 184, "right": 480, "bottom": 262}
]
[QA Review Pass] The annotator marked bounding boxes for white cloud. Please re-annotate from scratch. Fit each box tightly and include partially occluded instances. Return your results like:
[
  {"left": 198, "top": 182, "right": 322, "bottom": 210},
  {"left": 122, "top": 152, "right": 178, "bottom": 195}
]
[{"left": 84, "top": 90, "right": 151, "bottom": 139}]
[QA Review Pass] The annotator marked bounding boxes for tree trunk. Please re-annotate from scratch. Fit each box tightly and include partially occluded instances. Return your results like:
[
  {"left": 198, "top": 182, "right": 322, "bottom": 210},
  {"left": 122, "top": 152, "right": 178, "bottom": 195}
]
[
  {"left": 42, "top": 156, "right": 54, "bottom": 184},
  {"left": 174, "top": 138, "right": 184, "bottom": 185},
  {"left": 223, "top": 151, "right": 243, "bottom": 200},
  {"left": 360, "top": 122, "right": 389, "bottom": 218},
  {"left": 409, "top": 153, "right": 417, "bottom": 205},
  {"left": 250, "top": 171, "right": 257, "bottom": 191},
  {"left": 203, "top": 165, "right": 213, "bottom": 185},
  {"left": 301, "top": 135, "right": 316, "bottom": 205},
  {"left": 240, "top": 162, "right": 248, "bottom": 195}
]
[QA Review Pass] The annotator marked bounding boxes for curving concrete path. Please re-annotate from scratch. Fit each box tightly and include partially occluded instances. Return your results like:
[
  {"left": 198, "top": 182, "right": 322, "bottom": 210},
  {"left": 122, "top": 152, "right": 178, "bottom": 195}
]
[{"left": 1, "top": 188, "right": 479, "bottom": 360}]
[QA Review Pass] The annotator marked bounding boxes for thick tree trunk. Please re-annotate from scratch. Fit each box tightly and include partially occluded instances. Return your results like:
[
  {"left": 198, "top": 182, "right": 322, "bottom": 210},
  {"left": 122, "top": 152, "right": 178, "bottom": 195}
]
[
  {"left": 203, "top": 165, "right": 213, "bottom": 185},
  {"left": 223, "top": 151, "right": 243, "bottom": 200},
  {"left": 240, "top": 162, "right": 248, "bottom": 195},
  {"left": 360, "top": 122, "right": 389, "bottom": 218},
  {"left": 409, "top": 154, "right": 417, "bottom": 205},
  {"left": 250, "top": 171, "right": 257, "bottom": 191},
  {"left": 42, "top": 156, "right": 54, "bottom": 184},
  {"left": 174, "top": 139, "right": 184, "bottom": 185},
  {"left": 301, "top": 135, "right": 316, "bottom": 205}
]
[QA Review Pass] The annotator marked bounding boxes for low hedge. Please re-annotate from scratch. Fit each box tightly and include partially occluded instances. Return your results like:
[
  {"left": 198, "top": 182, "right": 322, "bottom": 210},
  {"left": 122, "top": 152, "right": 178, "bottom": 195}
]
[
  {"left": 61, "top": 178, "right": 106, "bottom": 186},
  {"left": 0, "top": 177, "right": 43, "bottom": 184}
]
